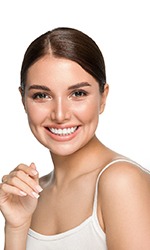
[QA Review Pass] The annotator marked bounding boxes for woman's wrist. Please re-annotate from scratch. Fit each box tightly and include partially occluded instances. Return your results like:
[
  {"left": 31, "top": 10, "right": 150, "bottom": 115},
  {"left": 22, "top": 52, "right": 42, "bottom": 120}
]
[{"left": 4, "top": 220, "right": 31, "bottom": 250}]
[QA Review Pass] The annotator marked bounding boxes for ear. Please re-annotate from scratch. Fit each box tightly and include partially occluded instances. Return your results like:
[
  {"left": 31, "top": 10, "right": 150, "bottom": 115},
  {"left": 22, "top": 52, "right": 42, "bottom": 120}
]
[
  {"left": 18, "top": 87, "right": 26, "bottom": 112},
  {"left": 99, "top": 83, "right": 109, "bottom": 114}
]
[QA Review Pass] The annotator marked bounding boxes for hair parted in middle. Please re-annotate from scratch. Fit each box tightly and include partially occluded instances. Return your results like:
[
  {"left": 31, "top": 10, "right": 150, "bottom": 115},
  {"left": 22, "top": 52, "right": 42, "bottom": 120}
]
[{"left": 20, "top": 27, "right": 106, "bottom": 94}]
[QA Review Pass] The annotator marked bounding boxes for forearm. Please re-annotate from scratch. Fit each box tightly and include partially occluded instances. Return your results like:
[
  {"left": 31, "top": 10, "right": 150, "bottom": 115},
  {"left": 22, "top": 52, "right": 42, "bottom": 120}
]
[{"left": 4, "top": 221, "right": 30, "bottom": 250}]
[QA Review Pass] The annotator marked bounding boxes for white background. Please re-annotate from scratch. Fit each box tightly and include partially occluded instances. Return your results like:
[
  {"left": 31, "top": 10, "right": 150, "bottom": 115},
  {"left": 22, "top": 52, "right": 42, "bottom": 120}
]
[{"left": 0, "top": 0, "right": 150, "bottom": 247}]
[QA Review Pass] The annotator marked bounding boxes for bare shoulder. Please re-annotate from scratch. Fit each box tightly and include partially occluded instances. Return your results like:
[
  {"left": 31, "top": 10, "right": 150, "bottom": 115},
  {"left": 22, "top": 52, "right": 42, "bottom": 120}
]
[
  {"left": 99, "top": 160, "right": 150, "bottom": 193},
  {"left": 99, "top": 161, "right": 150, "bottom": 249},
  {"left": 99, "top": 160, "right": 150, "bottom": 207}
]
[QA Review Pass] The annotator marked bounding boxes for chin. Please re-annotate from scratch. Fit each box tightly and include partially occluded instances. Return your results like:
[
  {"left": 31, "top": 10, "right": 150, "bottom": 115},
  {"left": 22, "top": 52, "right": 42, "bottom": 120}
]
[{"left": 50, "top": 148, "right": 78, "bottom": 157}]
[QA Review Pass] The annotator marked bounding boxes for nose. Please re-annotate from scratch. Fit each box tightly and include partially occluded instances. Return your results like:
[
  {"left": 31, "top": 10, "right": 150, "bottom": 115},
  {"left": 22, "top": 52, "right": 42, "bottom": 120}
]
[{"left": 50, "top": 97, "right": 71, "bottom": 123}]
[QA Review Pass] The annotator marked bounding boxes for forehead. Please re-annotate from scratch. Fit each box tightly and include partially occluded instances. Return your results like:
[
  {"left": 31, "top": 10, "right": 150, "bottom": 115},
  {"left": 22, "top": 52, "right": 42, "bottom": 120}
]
[{"left": 26, "top": 56, "right": 98, "bottom": 88}]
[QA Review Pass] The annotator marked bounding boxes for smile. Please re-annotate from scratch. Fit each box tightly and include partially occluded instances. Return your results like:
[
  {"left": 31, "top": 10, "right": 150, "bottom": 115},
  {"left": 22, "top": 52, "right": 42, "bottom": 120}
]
[{"left": 48, "top": 126, "right": 78, "bottom": 136}]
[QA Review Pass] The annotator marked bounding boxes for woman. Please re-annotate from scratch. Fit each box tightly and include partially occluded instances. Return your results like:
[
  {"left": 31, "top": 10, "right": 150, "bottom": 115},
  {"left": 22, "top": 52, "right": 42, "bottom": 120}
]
[{"left": 0, "top": 27, "right": 150, "bottom": 250}]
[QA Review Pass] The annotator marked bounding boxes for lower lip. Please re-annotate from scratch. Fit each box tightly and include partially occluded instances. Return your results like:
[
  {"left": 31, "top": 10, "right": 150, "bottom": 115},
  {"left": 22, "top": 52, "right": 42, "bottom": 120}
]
[{"left": 45, "top": 127, "right": 80, "bottom": 142}]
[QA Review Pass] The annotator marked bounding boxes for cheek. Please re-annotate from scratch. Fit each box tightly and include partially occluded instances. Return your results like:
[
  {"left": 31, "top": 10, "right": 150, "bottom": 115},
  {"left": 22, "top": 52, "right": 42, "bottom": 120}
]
[
  {"left": 26, "top": 103, "right": 48, "bottom": 124},
  {"left": 73, "top": 100, "right": 100, "bottom": 122}
]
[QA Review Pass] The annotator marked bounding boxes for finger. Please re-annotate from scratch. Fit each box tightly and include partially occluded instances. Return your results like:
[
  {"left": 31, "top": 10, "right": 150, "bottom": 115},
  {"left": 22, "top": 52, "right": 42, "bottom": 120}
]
[
  {"left": 0, "top": 182, "right": 27, "bottom": 197},
  {"left": 29, "top": 162, "right": 39, "bottom": 177},
  {"left": 1, "top": 182, "right": 39, "bottom": 198},
  {"left": 29, "top": 163, "right": 39, "bottom": 184},
  {"left": 1, "top": 175, "right": 8, "bottom": 183},
  {"left": 7, "top": 170, "right": 42, "bottom": 195},
  {"left": 1, "top": 178, "right": 40, "bottom": 199},
  {"left": 13, "top": 163, "right": 38, "bottom": 178}
]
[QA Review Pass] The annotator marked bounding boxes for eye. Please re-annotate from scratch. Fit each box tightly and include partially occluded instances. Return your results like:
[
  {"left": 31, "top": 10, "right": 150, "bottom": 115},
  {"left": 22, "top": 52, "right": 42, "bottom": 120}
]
[
  {"left": 72, "top": 90, "right": 87, "bottom": 97},
  {"left": 32, "top": 92, "right": 51, "bottom": 101}
]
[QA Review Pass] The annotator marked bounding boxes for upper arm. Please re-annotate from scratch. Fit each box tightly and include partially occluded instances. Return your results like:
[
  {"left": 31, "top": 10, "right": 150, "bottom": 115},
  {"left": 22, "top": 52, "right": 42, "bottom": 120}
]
[{"left": 99, "top": 163, "right": 150, "bottom": 250}]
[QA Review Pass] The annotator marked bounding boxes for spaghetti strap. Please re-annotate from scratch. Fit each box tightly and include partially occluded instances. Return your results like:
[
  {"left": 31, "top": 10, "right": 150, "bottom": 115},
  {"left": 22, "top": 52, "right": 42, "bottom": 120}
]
[{"left": 92, "top": 158, "right": 149, "bottom": 217}]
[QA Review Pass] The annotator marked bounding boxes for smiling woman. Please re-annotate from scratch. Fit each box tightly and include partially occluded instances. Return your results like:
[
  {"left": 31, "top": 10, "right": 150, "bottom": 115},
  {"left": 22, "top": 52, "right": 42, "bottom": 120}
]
[
  {"left": 22, "top": 55, "right": 105, "bottom": 155},
  {"left": 0, "top": 27, "right": 150, "bottom": 250}
]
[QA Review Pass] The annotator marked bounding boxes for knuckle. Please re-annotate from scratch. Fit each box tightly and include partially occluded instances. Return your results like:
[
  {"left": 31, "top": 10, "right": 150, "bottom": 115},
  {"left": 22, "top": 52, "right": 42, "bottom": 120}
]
[
  {"left": 10, "top": 176, "right": 18, "bottom": 185},
  {"left": 2, "top": 175, "right": 8, "bottom": 183},
  {"left": 1, "top": 183, "right": 7, "bottom": 191},
  {"left": 15, "top": 170, "right": 23, "bottom": 178},
  {"left": 13, "top": 163, "right": 27, "bottom": 172},
  {"left": 19, "top": 163, "right": 29, "bottom": 170},
  {"left": 9, "top": 171, "right": 17, "bottom": 178},
  {"left": 17, "top": 163, "right": 25, "bottom": 170},
  {"left": 10, "top": 170, "right": 23, "bottom": 179}
]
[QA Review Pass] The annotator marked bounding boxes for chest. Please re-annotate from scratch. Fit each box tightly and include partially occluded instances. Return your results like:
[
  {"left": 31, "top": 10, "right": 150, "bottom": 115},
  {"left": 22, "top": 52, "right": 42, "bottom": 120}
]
[{"left": 30, "top": 175, "right": 98, "bottom": 235}]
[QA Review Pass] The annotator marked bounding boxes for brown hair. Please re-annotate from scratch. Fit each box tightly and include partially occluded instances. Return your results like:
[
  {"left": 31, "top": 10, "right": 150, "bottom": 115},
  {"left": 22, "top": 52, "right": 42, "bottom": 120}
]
[{"left": 20, "top": 27, "right": 106, "bottom": 94}]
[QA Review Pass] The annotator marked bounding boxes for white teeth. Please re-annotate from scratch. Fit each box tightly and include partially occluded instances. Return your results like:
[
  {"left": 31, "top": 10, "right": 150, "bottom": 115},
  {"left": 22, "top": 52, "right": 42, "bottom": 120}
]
[{"left": 49, "top": 127, "right": 77, "bottom": 136}]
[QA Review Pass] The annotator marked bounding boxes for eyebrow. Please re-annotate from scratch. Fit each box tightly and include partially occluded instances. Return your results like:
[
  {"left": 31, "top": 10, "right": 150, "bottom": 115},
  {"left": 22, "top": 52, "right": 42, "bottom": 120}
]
[
  {"left": 68, "top": 82, "right": 91, "bottom": 90},
  {"left": 28, "top": 85, "right": 50, "bottom": 91},
  {"left": 28, "top": 82, "right": 91, "bottom": 92}
]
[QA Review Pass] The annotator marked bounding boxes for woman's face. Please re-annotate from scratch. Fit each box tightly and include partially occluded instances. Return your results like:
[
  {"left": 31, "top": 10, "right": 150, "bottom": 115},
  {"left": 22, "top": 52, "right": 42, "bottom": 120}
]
[{"left": 22, "top": 56, "right": 108, "bottom": 156}]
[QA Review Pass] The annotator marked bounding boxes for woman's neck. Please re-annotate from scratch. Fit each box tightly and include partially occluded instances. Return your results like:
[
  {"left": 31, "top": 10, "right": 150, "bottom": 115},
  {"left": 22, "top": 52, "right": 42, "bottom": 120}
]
[{"left": 49, "top": 136, "right": 106, "bottom": 187}]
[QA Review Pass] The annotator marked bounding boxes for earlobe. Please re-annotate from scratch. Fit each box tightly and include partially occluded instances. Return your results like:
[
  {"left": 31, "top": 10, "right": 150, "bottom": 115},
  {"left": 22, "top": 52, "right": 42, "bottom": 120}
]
[
  {"left": 99, "top": 83, "right": 109, "bottom": 114},
  {"left": 19, "top": 86, "right": 23, "bottom": 97}
]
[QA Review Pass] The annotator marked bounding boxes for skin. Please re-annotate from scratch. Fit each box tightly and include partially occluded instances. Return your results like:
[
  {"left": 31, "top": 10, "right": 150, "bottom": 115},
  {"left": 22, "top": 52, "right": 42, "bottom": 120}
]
[
  {"left": 23, "top": 56, "right": 107, "bottom": 156},
  {"left": 0, "top": 55, "right": 150, "bottom": 250}
]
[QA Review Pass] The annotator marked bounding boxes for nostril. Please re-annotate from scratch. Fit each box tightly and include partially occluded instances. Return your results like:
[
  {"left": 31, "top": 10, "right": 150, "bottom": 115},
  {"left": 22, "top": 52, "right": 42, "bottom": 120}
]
[{"left": 50, "top": 110, "right": 71, "bottom": 122}]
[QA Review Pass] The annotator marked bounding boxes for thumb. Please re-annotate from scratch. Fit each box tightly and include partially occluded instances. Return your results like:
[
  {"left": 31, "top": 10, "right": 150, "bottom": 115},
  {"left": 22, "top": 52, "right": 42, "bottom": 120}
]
[{"left": 30, "top": 162, "right": 39, "bottom": 185}]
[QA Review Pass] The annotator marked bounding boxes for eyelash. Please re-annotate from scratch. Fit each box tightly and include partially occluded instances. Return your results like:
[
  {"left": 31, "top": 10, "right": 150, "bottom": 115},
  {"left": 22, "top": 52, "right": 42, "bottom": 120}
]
[
  {"left": 32, "top": 92, "right": 50, "bottom": 100},
  {"left": 31, "top": 89, "right": 88, "bottom": 101},
  {"left": 71, "top": 90, "right": 88, "bottom": 98}
]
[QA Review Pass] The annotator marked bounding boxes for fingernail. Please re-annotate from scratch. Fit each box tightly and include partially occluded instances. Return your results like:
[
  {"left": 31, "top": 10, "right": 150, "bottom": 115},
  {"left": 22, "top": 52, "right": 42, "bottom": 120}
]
[
  {"left": 32, "top": 191, "right": 40, "bottom": 199},
  {"left": 31, "top": 170, "right": 38, "bottom": 176},
  {"left": 20, "top": 191, "right": 27, "bottom": 196},
  {"left": 35, "top": 185, "right": 43, "bottom": 193},
  {"left": 30, "top": 162, "right": 36, "bottom": 167}
]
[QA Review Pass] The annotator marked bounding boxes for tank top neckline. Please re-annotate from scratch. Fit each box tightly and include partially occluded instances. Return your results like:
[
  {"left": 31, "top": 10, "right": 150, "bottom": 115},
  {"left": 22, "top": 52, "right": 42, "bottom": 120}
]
[{"left": 28, "top": 158, "right": 143, "bottom": 241}]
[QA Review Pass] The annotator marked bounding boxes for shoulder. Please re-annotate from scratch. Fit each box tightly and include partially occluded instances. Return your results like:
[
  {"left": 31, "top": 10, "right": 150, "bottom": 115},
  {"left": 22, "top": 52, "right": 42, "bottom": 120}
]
[
  {"left": 99, "top": 160, "right": 150, "bottom": 201},
  {"left": 100, "top": 159, "right": 150, "bottom": 184},
  {"left": 98, "top": 160, "right": 150, "bottom": 248}
]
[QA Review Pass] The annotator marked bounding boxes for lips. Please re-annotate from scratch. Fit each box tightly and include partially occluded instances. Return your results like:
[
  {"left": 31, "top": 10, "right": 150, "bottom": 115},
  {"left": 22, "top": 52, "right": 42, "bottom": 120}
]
[{"left": 47, "top": 126, "right": 78, "bottom": 136}]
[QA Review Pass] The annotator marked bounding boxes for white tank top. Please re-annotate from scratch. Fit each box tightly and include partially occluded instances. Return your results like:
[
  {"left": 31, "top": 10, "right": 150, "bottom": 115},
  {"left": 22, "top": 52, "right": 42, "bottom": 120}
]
[{"left": 26, "top": 159, "right": 148, "bottom": 250}]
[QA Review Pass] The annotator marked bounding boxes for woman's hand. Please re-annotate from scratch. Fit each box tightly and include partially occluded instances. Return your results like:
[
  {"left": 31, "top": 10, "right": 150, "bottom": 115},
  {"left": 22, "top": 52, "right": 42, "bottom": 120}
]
[{"left": 0, "top": 163, "right": 43, "bottom": 229}]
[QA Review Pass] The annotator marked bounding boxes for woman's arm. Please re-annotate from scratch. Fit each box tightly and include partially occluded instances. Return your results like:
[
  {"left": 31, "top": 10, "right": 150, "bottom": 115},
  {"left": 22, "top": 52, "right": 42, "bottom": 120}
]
[
  {"left": 0, "top": 163, "right": 42, "bottom": 250},
  {"left": 99, "top": 162, "right": 150, "bottom": 250},
  {"left": 4, "top": 220, "right": 31, "bottom": 250}
]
